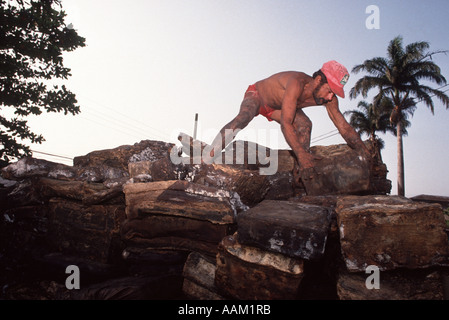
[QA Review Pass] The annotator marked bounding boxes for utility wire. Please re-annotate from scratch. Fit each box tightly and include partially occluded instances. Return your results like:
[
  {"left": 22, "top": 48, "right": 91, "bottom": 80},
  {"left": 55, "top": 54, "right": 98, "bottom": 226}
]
[
  {"left": 311, "top": 131, "right": 341, "bottom": 144},
  {"left": 311, "top": 129, "right": 339, "bottom": 142},
  {"left": 82, "top": 106, "right": 166, "bottom": 140},
  {"left": 77, "top": 114, "right": 145, "bottom": 141},
  {"left": 31, "top": 149, "right": 73, "bottom": 160},
  {"left": 76, "top": 94, "right": 172, "bottom": 142},
  {"left": 81, "top": 109, "right": 161, "bottom": 140}
]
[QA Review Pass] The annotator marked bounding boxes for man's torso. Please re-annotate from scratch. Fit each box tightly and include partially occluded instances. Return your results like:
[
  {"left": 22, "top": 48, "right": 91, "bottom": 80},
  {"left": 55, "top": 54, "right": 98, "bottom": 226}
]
[{"left": 254, "top": 71, "right": 317, "bottom": 110}]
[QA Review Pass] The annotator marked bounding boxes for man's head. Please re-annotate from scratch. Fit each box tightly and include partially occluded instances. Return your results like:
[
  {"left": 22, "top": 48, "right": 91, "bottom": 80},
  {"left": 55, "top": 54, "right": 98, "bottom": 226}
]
[{"left": 312, "top": 60, "right": 350, "bottom": 104}]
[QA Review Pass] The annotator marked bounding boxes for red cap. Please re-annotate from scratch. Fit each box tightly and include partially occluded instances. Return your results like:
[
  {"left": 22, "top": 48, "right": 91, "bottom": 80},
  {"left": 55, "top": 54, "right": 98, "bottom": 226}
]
[{"left": 320, "top": 60, "right": 349, "bottom": 98}]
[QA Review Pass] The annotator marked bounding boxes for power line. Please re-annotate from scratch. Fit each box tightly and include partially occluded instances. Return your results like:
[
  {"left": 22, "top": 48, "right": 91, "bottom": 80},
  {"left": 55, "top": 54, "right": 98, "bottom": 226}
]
[
  {"left": 79, "top": 111, "right": 158, "bottom": 141},
  {"left": 311, "top": 129, "right": 339, "bottom": 141},
  {"left": 311, "top": 131, "right": 341, "bottom": 144},
  {"left": 31, "top": 149, "right": 73, "bottom": 160},
  {"left": 78, "top": 114, "right": 152, "bottom": 144},
  {"left": 82, "top": 107, "right": 168, "bottom": 141},
  {"left": 76, "top": 94, "right": 172, "bottom": 142}
]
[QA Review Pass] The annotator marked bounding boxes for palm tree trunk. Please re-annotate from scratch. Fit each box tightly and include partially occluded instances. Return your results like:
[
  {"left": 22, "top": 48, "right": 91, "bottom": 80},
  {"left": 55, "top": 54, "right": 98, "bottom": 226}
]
[{"left": 396, "top": 121, "right": 405, "bottom": 196}]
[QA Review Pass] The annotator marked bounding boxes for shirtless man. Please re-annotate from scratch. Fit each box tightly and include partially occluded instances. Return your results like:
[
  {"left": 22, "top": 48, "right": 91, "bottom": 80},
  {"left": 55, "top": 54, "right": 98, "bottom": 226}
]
[{"left": 208, "top": 60, "right": 371, "bottom": 180}]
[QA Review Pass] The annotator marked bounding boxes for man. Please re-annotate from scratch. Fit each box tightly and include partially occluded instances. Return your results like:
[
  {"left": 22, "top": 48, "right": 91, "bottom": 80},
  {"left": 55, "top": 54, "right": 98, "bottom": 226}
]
[{"left": 207, "top": 60, "right": 371, "bottom": 181}]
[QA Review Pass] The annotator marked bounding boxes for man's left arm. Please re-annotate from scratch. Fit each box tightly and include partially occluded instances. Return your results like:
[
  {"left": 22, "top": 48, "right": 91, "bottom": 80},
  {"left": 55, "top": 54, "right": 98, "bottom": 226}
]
[{"left": 325, "top": 98, "right": 371, "bottom": 158}]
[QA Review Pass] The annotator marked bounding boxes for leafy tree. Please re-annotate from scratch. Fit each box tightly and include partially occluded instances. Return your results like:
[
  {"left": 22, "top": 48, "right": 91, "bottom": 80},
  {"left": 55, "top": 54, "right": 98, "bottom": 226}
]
[
  {"left": 0, "top": 0, "right": 85, "bottom": 167},
  {"left": 344, "top": 97, "right": 414, "bottom": 161},
  {"left": 350, "top": 36, "right": 449, "bottom": 196},
  {"left": 344, "top": 98, "right": 392, "bottom": 161}
]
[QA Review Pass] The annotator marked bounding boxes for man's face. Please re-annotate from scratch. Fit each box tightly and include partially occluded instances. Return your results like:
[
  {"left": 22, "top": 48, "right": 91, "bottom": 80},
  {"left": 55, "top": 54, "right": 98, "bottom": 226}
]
[{"left": 313, "top": 82, "right": 335, "bottom": 105}]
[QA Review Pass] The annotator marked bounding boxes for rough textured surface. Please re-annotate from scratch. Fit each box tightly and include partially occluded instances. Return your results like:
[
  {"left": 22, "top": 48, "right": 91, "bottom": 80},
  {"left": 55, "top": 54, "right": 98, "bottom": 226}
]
[
  {"left": 39, "top": 177, "right": 125, "bottom": 205},
  {"left": 128, "top": 157, "right": 184, "bottom": 182},
  {"left": 122, "top": 237, "right": 221, "bottom": 259},
  {"left": 121, "top": 247, "right": 188, "bottom": 276},
  {"left": 238, "top": 200, "right": 331, "bottom": 260},
  {"left": 177, "top": 133, "right": 276, "bottom": 171},
  {"left": 123, "top": 180, "right": 244, "bottom": 223},
  {"left": 182, "top": 252, "right": 223, "bottom": 300},
  {"left": 337, "top": 268, "right": 448, "bottom": 300},
  {"left": 189, "top": 163, "right": 271, "bottom": 207},
  {"left": 1, "top": 138, "right": 443, "bottom": 300},
  {"left": 215, "top": 234, "right": 304, "bottom": 300},
  {"left": 411, "top": 194, "right": 449, "bottom": 209},
  {"left": 175, "top": 134, "right": 392, "bottom": 197},
  {"left": 2, "top": 156, "right": 76, "bottom": 181},
  {"left": 303, "top": 144, "right": 371, "bottom": 196},
  {"left": 121, "top": 215, "right": 231, "bottom": 244},
  {"left": 336, "top": 195, "right": 449, "bottom": 271},
  {"left": 2, "top": 156, "right": 129, "bottom": 183},
  {"left": 311, "top": 142, "right": 392, "bottom": 196},
  {"left": 122, "top": 180, "right": 239, "bottom": 259},
  {"left": 47, "top": 199, "right": 126, "bottom": 263},
  {"left": 73, "top": 140, "right": 175, "bottom": 171}
]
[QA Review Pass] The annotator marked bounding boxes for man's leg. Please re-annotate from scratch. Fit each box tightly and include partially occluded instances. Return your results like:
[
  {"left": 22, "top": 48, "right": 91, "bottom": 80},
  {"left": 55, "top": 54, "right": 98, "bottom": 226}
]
[
  {"left": 260, "top": 108, "right": 314, "bottom": 184},
  {"left": 267, "top": 108, "right": 311, "bottom": 150},
  {"left": 293, "top": 108, "right": 312, "bottom": 152},
  {"left": 291, "top": 109, "right": 313, "bottom": 185},
  {"left": 207, "top": 96, "right": 260, "bottom": 161}
]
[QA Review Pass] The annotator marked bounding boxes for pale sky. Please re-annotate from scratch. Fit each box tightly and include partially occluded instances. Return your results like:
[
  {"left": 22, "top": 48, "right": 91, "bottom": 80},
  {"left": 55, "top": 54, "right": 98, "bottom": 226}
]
[{"left": 25, "top": 0, "right": 449, "bottom": 198}]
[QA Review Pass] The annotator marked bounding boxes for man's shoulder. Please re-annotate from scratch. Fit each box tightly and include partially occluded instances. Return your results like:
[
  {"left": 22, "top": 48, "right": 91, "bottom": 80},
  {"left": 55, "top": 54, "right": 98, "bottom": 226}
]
[
  {"left": 259, "top": 71, "right": 310, "bottom": 84},
  {"left": 265, "top": 71, "right": 310, "bottom": 86},
  {"left": 274, "top": 71, "right": 310, "bottom": 79},
  {"left": 256, "top": 71, "right": 312, "bottom": 99},
  {"left": 287, "top": 71, "right": 313, "bottom": 86}
]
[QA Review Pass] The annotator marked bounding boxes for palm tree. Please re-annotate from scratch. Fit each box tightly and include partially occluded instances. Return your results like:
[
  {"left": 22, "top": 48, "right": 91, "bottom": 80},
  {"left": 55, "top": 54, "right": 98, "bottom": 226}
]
[
  {"left": 350, "top": 35, "right": 449, "bottom": 196},
  {"left": 345, "top": 97, "right": 414, "bottom": 161},
  {"left": 344, "top": 98, "right": 394, "bottom": 161}
]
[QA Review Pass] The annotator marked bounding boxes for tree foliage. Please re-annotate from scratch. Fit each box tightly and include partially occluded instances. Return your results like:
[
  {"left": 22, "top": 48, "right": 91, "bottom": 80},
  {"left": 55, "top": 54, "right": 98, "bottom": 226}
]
[
  {"left": 345, "top": 97, "right": 414, "bottom": 139},
  {"left": 344, "top": 97, "right": 413, "bottom": 161},
  {"left": 349, "top": 35, "right": 449, "bottom": 196},
  {"left": 350, "top": 36, "right": 449, "bottom": 117},
  {"left": 0, "top": 0, "right": 85, "bottom": 167}
]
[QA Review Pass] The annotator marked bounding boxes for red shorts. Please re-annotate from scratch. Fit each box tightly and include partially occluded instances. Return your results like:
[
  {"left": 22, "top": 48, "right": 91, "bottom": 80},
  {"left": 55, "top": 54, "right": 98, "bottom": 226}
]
[{"left": 245, "top": 84, "right": 275, "bottom": 122}]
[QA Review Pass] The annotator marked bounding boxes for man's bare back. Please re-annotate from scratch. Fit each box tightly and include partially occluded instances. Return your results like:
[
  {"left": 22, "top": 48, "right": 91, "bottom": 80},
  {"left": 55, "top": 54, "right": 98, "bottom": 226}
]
[{"left": 254, "top": 71, "right": 317, "bottom": 111}]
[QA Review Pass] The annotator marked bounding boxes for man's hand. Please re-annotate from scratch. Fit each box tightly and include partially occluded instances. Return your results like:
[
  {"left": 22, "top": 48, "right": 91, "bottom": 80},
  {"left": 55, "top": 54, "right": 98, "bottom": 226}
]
[
  {"left": 298, "top": 151, "right": 321, "bottom": 169},
  {"left": 300, "top": 166, "right": 320, "bottom": 182},
  {"left": 293, "top": 151, "right": 322, "bottom": 185}
]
